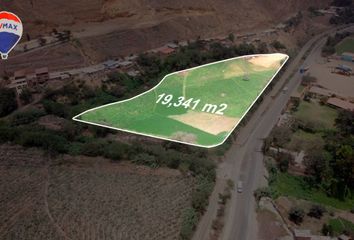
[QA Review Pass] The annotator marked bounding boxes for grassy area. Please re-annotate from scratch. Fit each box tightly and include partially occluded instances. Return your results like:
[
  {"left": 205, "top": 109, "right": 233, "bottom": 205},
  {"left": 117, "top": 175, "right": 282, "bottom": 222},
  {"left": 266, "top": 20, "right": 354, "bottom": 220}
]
[
  {"left": 285, "top": 130, "right": 324, "bottom": 152},
  {"left": 76, "top": 54, "right": 288, "bottom": 147},
  {"left": 272, "top": 173, "right": 354, "bottom": 210},
  {"left": 294, "top": 101, "right": 338, "bottom": 131},
  {"left": 329, "top": 217, "right": 354, "bottom": 235},
  {"left": 335, "top": 37, "right": 354, "bottom": 55},
  {"left": 296, "top": 85, "right": 305, "bottom": 94}
]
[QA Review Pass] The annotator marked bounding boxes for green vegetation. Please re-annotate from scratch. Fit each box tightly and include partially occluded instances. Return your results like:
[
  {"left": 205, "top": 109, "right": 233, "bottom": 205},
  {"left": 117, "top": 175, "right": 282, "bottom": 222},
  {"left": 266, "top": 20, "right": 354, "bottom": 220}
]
[
  {"left": 328, "top": 217, "right": 354, "bottom": 235},
  {"left": 271, "top": 172, "right": 354, "bottom": 210},
  {"left": 294, "top": 101, "right": 338, "bottom": 131},
  {"left": 288, "top": 206, "right": 305, "bottom": 224},
  {"left": 322, "top": 32, "right": 351, "bottom": 56},
  {"left": 76, "top": 54, "right": 287, "bottom": 147},
  {"left": 271, "top": 40, "right": 286, "bottom": 50},
  {"left": 0, "top": 88, "right": 17, "bottom": 117},
  {"left": 335, "top": 37, "right": 354, "bottom": 55}
]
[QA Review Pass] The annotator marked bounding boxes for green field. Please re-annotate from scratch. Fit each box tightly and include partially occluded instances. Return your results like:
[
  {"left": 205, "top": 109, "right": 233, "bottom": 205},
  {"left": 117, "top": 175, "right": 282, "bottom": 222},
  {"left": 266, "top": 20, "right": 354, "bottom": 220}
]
[
  {"left": 294, "top": 100, "right": 338, "bottom": 131},
  {"left": 329, "top": 218, "right": 354, "bottom": 235},
  {"left": 272, "top": 173, "right": 354, "bottom": 210},
  {"left": 336, "top": 37, "right": 354, "bottom": 55},
  {"left": 74, "top": 54, "right": 288, "bottom": 147}
]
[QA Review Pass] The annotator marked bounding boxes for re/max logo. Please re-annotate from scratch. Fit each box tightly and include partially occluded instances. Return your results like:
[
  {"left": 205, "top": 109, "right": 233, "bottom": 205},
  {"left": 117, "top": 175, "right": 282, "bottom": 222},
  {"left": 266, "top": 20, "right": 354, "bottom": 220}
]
[{"left": 0, "top": 23, "right": 18, "bottom": 30}]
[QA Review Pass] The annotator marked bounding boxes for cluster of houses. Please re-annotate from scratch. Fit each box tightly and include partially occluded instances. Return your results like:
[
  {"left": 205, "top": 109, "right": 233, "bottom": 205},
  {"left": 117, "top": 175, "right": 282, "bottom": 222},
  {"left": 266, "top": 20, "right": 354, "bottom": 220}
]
[
  {"left": 290, "top": 76, "right": 354, "bottom": 112},
  {"left": 4, "top": 55, "right": 142, "bottom": 95},
  {"left": 3, "top": 25, "right": 285, "bottom": 97}
]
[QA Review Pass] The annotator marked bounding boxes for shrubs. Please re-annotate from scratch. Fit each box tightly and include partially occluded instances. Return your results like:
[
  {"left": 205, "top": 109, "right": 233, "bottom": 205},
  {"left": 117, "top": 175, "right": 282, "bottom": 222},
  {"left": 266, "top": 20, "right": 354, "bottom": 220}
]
[
  {"left": 271, "top": 40, "right": 286, "bottom": 50},
  {"left": 322, "top": 223, "right": 334, "bottom": 236},
  {"left": 191, "top": 176, "right": 214, "bottom": 213},
  {"left": 254, "top": 187, "right": 272, "bottom": 202},
  {"left": 288, "top": 206, "right": 305, "bottom": 224},
  {"left": 308, "top": 205, "right": 326, "bottom": 219},
  {"left": 180, "top": 208, "right": 198, "bottom": 240},
  {"left": 0, "top": 88, "right": 17, "bottom": 117},
  {"left": 10, "top": 109, "right": 46, "bottom": 126}
]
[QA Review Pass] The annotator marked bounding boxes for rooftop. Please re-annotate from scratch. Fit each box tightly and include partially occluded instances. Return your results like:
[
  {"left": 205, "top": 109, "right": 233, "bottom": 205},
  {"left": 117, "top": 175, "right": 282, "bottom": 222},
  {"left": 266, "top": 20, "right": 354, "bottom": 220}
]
[
  {"left": 35, "top": 67, "right": 49, "bottom": 75},
  {"left": 308, "top": 86, "right": 334, "bottom": 96},
  {"left": 342, "top": 52, "right": 354, "bottom": 57},
  {"left": 327, "top": 97, "right": 354, "bottom": 111}
]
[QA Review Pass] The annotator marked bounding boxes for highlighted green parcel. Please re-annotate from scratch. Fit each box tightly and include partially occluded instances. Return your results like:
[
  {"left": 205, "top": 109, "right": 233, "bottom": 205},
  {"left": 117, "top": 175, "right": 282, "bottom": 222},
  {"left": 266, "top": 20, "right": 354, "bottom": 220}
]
[{"left": 73, "top": 53, "right": 289, "bottom": 148}]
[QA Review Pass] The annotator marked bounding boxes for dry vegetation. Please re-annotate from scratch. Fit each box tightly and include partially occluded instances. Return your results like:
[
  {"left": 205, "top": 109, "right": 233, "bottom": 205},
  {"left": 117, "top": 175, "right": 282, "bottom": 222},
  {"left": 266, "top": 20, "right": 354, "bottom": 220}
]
[{"left": 0, "top": 145, "right": 196, "bottom": 240}]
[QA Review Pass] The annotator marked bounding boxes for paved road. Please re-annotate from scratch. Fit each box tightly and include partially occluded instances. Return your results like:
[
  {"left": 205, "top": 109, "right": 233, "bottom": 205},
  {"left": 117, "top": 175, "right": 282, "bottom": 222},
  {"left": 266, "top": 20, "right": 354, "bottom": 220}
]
[
  {"left": 222, "top": 24, "right": 354, "bottom": 240},
  {"left": 193, "top": 24, "right": 354, "bottom": 240}
]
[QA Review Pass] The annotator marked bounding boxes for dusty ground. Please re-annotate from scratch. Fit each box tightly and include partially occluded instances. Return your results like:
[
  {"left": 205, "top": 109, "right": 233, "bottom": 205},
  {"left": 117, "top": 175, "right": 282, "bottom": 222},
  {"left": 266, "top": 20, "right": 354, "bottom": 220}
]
[
  {"left": 309, "top": 58, "right": 354, "bottom": 99},
  {"left": 169, "top": 111, "right": 238, "bottom": 135},
  {"left": 248, "top": 53, "right": 287, "bottom": 68},
  {"left": 0, "top": 42, "right": 85, "bottom": 73},
  {"left": 0, "top": 144, "right": 195, "bottom": 240},
  {"left": 275, "top": 196, "right": 354, "bottom": 236},
  {"left": 1, "top": 0, "right": 332, "bottom": 68}
]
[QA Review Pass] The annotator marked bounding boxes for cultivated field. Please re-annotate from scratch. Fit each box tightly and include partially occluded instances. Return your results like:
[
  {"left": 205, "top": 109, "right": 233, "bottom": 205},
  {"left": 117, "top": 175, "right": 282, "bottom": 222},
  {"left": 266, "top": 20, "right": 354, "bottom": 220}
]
[
  {"left": 0, "top": 144, "right": 195, "bottom": 240},
  {"left": 75, "top": 53, "right": 288, "bottom": 147}
]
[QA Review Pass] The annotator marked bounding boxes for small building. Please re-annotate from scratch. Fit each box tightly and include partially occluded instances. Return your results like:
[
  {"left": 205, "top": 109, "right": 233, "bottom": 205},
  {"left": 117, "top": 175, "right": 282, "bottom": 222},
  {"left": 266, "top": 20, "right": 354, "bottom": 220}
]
[
  {"left": 103, "top": 60, "right": 119, "bottom": 70},
  {"left": 178, "top": 41, "right": 189, "bottom": 47},
  {"left": 35, "top": 67, "right": 49, "bottom": 84},
  {"left": 155, "top": 46, "right": 175, "bottom": 55},
  {"left": 294, "top": 229, "right": 312, "bottom": 240},
  {"left": 307, "top": 86, "right": 334, "bottom": 99},
  {"left": 338, "top": 234, "right": 352, "bottom": 240},
  {"left": 7, "top": 78, "right": 28, "bottom": 94},
  {"left": 166, "top": 43, "right": 179, "bottom": 49},
  {"left": 127, "top": 70, "right": 140, "bottom": 77},
  {"left": 341, "top": 52, "right": 354, "bottom": 62},
  {"left": 294, "top": 229, "right": 332, "bottom": 240},
  {"left": 327, "top": 97, "right": 354, "bottom": 111},
  {"left": 124, "top": 54, "right": 138, "bottom": 61},
  {"left": 118, "top": 60, "right": 134, "bottom": 70}
]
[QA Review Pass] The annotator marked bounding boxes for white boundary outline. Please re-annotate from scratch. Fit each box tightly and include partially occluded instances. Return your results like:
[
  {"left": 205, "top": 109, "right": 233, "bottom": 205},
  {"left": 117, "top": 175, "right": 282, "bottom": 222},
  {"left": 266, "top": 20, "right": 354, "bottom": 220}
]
[
  {"left": 0, "top": 11, "right": 23, "bottom": 59},
  {"left": 73, "top": 53, "right": 289, "bottom": 148}
]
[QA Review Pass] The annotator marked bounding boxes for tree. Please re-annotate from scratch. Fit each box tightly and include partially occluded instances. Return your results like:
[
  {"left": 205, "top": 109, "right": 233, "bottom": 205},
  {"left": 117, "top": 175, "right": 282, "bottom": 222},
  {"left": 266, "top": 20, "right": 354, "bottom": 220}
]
[
  {"left": 228, "top": 33, "right": 235, "bottom": 42},
  {"left": 322, "top": 223, "right": 334, "bottom": 236},
  {"left": 0, "top": 88, "right": 17, "bottom": 117},
  {"left": 288, "top": 207, "right": 305, "bottom": 224},
  {"left": 271, "top": 40, "right": 286, "bottom": 50},
  {"left": 19, "top": 88, "right": 32, "bottom": 104},
  {"left": 270, "top": 126, "right": 292, "bottom": 148},
  {"left": 335, "top": 110, "right": 354, "bottom": 136},
  {"left": 303, "top": 149, "right": 332, "bottom": 185},
  {"left": 257, "top": 42, "right": 269, "bottom": 53},
  {"left": 308, "top": 205, "right": 326, "bottom": 219},
  {"left": 276, "top": 152, "right": 293, "bottom": 172}
]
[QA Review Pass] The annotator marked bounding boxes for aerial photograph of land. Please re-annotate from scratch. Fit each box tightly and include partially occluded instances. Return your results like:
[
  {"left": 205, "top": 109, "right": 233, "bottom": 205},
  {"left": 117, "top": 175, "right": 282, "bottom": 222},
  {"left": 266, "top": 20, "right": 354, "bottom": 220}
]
[
  {"left": 75, "top": 53, "right": 288, "bottom": 147},
  {"left": 0, "top": 0, "right": 353, "bottom": 240}
]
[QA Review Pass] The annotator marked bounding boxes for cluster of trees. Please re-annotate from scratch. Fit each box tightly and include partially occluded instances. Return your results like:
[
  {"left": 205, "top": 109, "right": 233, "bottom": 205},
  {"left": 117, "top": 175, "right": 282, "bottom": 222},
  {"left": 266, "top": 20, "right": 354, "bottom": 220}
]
[
  {"left": 330, "top": 4, "right": 354, "bottom": 26},
  {"left": 103, "top": 72, "right": 143, "bottom": 98},
  {"left": 322, "top": 32, "right": 350, "bottom": 56},
  {"left": 303, "top": 110, "right": 354, "bottom": 200},
  {"left": 288, "top": 204, "right": 326, "bottom": 225},
  {"left": 0, "top": 88, "right": 17, "bottom": 117},
  {"left": 264, "top": 109, "right": 354, "bottom": 204},
  {"left": 137, "top": 40, "right": 265, "bottom": 87}
]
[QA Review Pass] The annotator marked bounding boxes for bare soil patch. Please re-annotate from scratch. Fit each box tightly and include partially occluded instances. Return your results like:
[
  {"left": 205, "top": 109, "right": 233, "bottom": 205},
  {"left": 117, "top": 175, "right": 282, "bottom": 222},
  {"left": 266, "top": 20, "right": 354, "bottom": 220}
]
[{"left": 169, "top": 111, "right": 239, "bottom": 135}]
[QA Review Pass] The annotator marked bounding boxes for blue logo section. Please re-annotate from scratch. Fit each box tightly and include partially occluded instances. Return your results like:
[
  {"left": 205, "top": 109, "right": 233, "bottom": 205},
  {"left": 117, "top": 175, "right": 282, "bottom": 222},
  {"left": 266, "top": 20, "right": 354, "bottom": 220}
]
[
  {"left": 0, "top": 11, "right": 23, "bottom": 60},
  {"left": 0, "top": 32, "right": 20, "bottom": 56}
]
